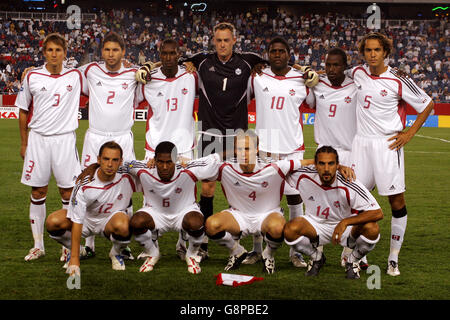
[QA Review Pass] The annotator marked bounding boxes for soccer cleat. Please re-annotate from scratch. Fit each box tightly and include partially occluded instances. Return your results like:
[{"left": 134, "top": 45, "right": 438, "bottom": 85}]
[
  {"left": 197, "top": 247, "right": 209, "bottom": 262},
  {"left": 186, "top": 256, "right": 201, "bottom": 274},
  {"left": 60, "top": 246, "right": 70, "bottom": 262},
  {"left": 262, "top": 256, "right": 276, "bottom": 274},
  {"left": 386, "top": 260, "right": 401, "bottom": 276},
  {"left": 121, "top": 246, "right": 134, "bottom": 261},
  {"left": 80, "top": 246, "right": 96, "bottom": 260},
  {"left": 242, "top": 251, "right": 262, "bottom": 265},
  {"left": 359, "top": 256, "right": 369, "bottom": 271},
  {"left": 340, "top": 246, "right": 353, "bottom": 267},
  {"left": 139, "top": 256, "right": 160, "bottom": 272},
  {"left": 109, "top": 253, "right": 125, "bottom": 271},
  {"left": 176, "top": 242, "right": 187, "bottom": 261},
  {"left": 24, "top": 248, "right": 45, "bottom": 261},
  {"left": 345, "top": 261, "right": 361, "bottom": 279},
  {"left": 290, "top": 252, "right": 308, "bottom": 268},
  {"left": 63, "top": 252, "right": 71, "bottom": 269},
  {"left": 305, "top": 253, "right": 326, "bottom": 277},
  {"left": 224, "top": 250, "right": 248, "bottom": 271}
]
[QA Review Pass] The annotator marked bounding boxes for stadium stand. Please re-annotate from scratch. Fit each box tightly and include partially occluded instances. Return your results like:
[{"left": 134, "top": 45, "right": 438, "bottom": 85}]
[{"left": 0, "top": 3, "right": 448, "bottom": 101}]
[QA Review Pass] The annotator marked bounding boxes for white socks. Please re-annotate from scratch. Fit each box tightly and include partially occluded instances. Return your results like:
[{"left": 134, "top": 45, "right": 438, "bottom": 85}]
[
  {"left": 30, "top": 196, "right": 46, "bottom": 250},
  {"left": 389, "top": 216, "right": 407, "bottom": 263}
]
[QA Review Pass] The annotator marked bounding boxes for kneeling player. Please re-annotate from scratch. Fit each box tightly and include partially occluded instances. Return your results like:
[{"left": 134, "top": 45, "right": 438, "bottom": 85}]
[
  {"left": 46, "top": 141, "right": 136, "bottom": 275},
  {"left": 205, "top": 130, "right": 315, "bottom": 274},
  {"left": 284, "top": 146, "right": 383, "bottom": 279},
  {"left": 128, "top": 141, "right": 221, "bottom": 274}
]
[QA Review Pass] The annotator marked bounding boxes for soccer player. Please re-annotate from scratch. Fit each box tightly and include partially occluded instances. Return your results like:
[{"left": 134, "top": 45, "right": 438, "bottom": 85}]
[
  {"left": 135, "top": 38, "right": 198, "bottom": 260},
  {"left": 77, "top": 32, "right": 138, "bottom": 256},
  {"left": 47, "top": 141, "right": 136, "bottom": 275},
  {"left": 245, "top": 37, "right": 315, "bottom": 267},
  {"left": 284, "top": 146, "right": 383, "bottom": 279},
  {"left": 180, "top": 22, "right": 266, "bottom": 259},
  {"left": 127, "top": 141, "right": 221, "bottom": 274},
  {"left": 307, "top": 47, "right": 369, "bottom": 268},
  {"left": 205, "top": 130, "right": 315, "bottom": 274},
  {"left": 350, "top": 32, "right": 434, "bottom": 276},
  {"left": 16, "top": 33, "right": 83, "bottom": 261}
]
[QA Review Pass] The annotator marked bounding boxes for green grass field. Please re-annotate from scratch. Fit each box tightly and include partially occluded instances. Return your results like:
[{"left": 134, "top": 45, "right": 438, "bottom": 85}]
[{"left": 1, "top": 120, "right": 449, "bottom": 301}]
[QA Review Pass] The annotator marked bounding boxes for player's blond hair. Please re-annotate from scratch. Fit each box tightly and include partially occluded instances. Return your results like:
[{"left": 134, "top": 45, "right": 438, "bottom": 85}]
[{"left": 213, "top": 22, "right": 236, "bottom": 37}]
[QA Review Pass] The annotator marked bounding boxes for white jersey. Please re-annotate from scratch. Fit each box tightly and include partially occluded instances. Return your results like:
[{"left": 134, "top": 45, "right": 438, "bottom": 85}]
[
  {"left": 79, "top": 61, "right": 138, "bottom": 133},
  {"left": 218, "top": 158, "right": 301, "bottom": 213},
  {"left": 249, "top": 67, "right": 312, "bottom": 154},
  {"left": 67, "top": 170, "right": 137, "bottom": 225},
  {"left": 15, "top": 65, "right": 82, "bottom": 135},
  {"left": 311, "top": 75, "right": 357, "bottom": 151},
  {"left": 287, "top": 166, "right": 380, "bottom": 225},
  {"left": 351, "top": 65, "right": 432, "bottom": 137},
  {"left": 127, "top": 153, "right": 221, "bottom": 215},
  {"left": 136, "top": 66, "right": 197, "bottom": 154}
]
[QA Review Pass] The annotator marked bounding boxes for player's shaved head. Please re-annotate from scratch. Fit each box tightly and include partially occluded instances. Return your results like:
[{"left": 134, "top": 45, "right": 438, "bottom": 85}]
[
  {"left": 326, "top": 47, "right": 348, "bottom": 68},
  {"left": 160, "top": 39, "right": 179, "bottom": 52},
  {"left": 268, "top": 37, "right": 290, "bottom": 53},
  {"left": 155, "top": 141, "right": 178, "bottom": 162}
]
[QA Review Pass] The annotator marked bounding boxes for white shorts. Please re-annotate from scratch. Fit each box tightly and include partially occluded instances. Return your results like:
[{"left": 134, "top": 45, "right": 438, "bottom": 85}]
[
  {"left": 225, "top": 207, "right": 284, "bottom": 238},
  {"left": 302, "top": 215, "right": 352, "bottom": 247},
  {"left": 351, "top": 134, "right": 405, "bottom": 196},
  {"left": 137, "top": 204, "right": 202, "bottom": 236},
  {"left": 144, "top": 149, "right": 194, "bottom": 162},
  {"left": 261, "top": 151, "right": 304, "bottom": 196},
  {"left": 21, "top": 130, "right": 81, "bottom": 188},
  {"left": 317, "top": 145, "right": 352, "bottom": 167},
  {"left": 81, "top": 128, "right": 135, "bottom": 168},
  {"left": 81, "top": 210, "right": 125, "bottom": 238}
]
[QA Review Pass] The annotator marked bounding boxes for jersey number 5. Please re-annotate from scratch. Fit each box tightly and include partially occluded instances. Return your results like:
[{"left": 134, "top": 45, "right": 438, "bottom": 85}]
[{"left": 363, "top": 95, "right": 372, "bottom": 109}]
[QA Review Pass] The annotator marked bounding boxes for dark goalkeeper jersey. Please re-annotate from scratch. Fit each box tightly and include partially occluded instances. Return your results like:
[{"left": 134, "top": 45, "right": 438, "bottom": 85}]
[{"left": 181, "top": 51, "right": 265, "bottom": 134}]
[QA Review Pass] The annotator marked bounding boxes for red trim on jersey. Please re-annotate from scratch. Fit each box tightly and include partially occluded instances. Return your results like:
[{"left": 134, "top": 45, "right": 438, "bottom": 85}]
[
  {"left": 144, "top": 106, "right": 154, "bottom": 152},
  {"left": 193, "top": 72, "right": 199, "bottom": 94},
  {"left": 352, "top": 66, "right": 402, "bottom": 97},
  {"left": 217, "top": 163, "right": 227, "bottom": 181},
  {"left": 183, "top": 169, "right": 198, "bottom": 183},
  {"left": 82, "top": 173, "right": 135, "bottom": 192},
  {"left": 152, "top": 71, "right": 189, "bottom": 82},
  {"left": 397, "top": 100, "right": 407, "bottom": 129},
  {"left": 27, "top": 69, "right": 84, "bottom": 95},
  {"left": 295, "top": 174, "right": 351, "bottom": 206},
  {"left": 84, "top": 63, "right": 137, "bottom": 78},
  {"left": 261, "top": 72, "right": 303, "bottom": 81},
  {"left": 221, "top": 162, "right": 273, "bottom": 177},
  {"left": 250, "top": 74, "right": 255, "bottom": 99},
  {"left": 319, "top": 79, "right": 354, "bottom": 89}
]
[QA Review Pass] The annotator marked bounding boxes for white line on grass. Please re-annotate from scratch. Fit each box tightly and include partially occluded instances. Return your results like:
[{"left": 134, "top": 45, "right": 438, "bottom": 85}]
[{"left": 416, "top": 134, "right": 450, "bottom": 143}]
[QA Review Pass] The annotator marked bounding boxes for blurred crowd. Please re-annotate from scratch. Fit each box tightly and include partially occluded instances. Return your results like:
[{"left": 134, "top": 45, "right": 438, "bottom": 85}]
[{"left": 0, "top": 8, "right": 449, "bottom": 102}]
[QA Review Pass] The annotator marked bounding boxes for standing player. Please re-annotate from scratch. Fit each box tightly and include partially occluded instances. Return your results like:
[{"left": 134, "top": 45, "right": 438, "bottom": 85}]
[
  {"left": 47, "top": 141, "right": 136, "bottom": 275},
  {"left": 16, "top": 33, "right": 83, "bottom": 261},
  {"left": 245, "top": 37, "right": 315, "bottom": 267},
  {"left": 126, "top": 142, "right": 221, "bottom": 274},
  {"left": 77, "top": 32, "right": 138, "bottom": 256},
  {"left": 284, "top": 146, "right": 383, "bottom": 279},
  {"left": 135, "top": 39, "right": 198, "bottom": 259},
  {"left": 350, "top": 32, "right": 434, "bottom": 276},
  {"left": 205, "top": 130, "right": 315, "bottom": 274},
  {"left": 307, "top": 47, "right": 368, "bottom": 268}
]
